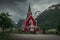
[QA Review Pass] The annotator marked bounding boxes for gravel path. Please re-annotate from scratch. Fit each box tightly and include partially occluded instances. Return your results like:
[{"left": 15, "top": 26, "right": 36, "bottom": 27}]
[{"left": 11, "top": 34, "right": 60, "bottom": 40}]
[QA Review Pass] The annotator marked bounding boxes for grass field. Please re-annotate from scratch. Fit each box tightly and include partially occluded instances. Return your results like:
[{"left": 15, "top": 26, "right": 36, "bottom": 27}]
[{"left": 0, "top": 31, "right": 12, "bottom": 40}]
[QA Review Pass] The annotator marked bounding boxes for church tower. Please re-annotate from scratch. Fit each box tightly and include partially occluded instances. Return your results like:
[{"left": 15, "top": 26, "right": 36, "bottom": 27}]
[
  {"left": 27, "top": 4, "right": 32, "bottom": 18},
  {"left": 21, "top": 4, "right": 40, "bottom": 33}
]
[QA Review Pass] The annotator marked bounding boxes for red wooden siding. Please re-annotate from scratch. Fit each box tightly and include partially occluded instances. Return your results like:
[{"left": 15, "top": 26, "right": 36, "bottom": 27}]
[{"left": 26, "top": 15, "right": 37, "bottom": 26}]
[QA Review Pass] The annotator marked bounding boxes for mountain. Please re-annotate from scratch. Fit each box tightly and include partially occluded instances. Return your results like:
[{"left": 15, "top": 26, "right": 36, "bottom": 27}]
[
  {"left": 17, "top": 19, "right": 25, "bottom": 28},
  {"left": 36, "top": 3, "right": 60, "bottom": 29},
  {"left": 11, "top": 20, "right": 17, "bottom": 28}
]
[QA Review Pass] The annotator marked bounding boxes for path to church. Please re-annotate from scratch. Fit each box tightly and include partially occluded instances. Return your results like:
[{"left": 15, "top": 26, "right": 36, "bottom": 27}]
[{"left": 11, "top": 34, "right": 60, "bottom": 40}]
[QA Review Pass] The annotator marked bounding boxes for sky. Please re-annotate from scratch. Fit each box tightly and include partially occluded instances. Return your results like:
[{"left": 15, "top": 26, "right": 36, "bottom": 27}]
[{"left": 0, "top": 0, "right": 60, "bottom": 24}]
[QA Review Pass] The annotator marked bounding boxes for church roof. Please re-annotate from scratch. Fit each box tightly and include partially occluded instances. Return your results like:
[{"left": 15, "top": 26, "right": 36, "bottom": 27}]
[
  {"left": 27, "top": 4, "right": 32, "bottom": 18},
  {"left": 26, "top": 15, "right": 37, "bottom": 26},
  {"left": 21, "top": 4, "right": 37, "bottom": 27}
]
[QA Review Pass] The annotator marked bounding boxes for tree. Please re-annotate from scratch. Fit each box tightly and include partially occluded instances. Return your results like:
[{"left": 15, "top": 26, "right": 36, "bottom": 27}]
[
  {"left": 57, "top": 17, "right": 60, "bottom": 34},
  {"left": 0, "top": 12, "right": 13, "bottom": 33},
  {"left": 57, "top": 24, "right": 60, "bottom": 35},
  {"left": 57, "top": 25, "right": 60, "bottom": 32},
  {"left": 42, "top": 27, "right": 46, "bottom": 34}
]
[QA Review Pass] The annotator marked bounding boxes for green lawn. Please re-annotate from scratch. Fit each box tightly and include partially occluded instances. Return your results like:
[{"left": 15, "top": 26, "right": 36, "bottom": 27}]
[{"left": 0, "top": 31, "right": 12, "bottom": 40}]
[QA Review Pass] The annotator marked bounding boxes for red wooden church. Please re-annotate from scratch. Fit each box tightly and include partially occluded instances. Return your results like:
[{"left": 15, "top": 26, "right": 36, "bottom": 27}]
[{"left": 21, "top": 4, "right": 40, "bottom": 33}]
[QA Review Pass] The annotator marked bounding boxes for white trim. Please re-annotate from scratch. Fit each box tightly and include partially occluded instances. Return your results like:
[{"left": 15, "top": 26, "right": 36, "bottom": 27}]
[{"left": 25, "top": 15, "right": 37, "bottom": 26}]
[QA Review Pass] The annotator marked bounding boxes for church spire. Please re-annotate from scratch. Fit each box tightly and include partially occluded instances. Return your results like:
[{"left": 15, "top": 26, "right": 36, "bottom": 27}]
[
  {"left": 27, "top": 4, "right": 32, "bottom": 18},
  {"left": 29, "top": 3, "right": 31, "bottom": 12}
]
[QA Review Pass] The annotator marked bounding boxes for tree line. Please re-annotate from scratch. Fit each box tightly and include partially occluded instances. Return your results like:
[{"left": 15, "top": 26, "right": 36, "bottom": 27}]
[{"left": 0, "top": 12, "right": 13, "bottom": 33}]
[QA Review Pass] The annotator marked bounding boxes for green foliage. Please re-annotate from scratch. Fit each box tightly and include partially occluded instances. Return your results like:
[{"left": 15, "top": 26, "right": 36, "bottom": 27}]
[
  {"left": 57, "top": 25, "right": 60, "bottom": 32},
  {"left": 36, "top": 4, "right": 60, "bottom": 30},
  {"left": 0, "top": 12, "right": 13, "bottom": 31},
  {"left": 0, "top": 32, "right": 12, "bottom": 40}
]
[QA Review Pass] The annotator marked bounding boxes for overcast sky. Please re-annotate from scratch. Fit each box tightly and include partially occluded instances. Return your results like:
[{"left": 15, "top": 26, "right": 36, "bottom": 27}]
[{"left": 0, "top": 0, "right": 60, "bottom": 23}]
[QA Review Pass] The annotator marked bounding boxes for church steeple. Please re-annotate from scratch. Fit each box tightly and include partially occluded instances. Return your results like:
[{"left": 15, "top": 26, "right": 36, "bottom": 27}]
[
  {"left": 21, "top": 3, "right": 40, "bottom": 33},
  {"left": 27, "top": 4, "right": 32, "bottom": 18}
]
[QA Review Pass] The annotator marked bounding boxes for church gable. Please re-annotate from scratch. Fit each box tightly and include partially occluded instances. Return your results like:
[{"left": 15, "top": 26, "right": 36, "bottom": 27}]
[
  {"left": 26, "top": 15, "right": 37, "bottom": 26},
  {"left": 21, "top": 4, "right": 40, "bottom": 33}
]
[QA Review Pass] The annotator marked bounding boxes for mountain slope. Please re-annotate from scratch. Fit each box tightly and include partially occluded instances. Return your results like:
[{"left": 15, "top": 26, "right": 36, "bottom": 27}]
[
  {"left": 11, "top": 20, "right": 17, "bottom": 28},
  {"left": 36, "top": 4, "right": 60, "bottom": 29},
  {"left": 17, "top": 19, "right": 25, "bottom": 28}
]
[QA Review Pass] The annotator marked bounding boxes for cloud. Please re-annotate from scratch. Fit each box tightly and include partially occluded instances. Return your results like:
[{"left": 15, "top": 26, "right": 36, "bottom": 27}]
[
  {"left": 0, "top": 0, "right": 27, "bottom": 3},
  {"left": 0, "top": 0, "right": 60, "bottom": 23},
  {"left": 31, "top": 0, "right": 60, "bottom": 13},
  {"left": 0, "top": 0, "right": 28, "bottom": 23}
]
